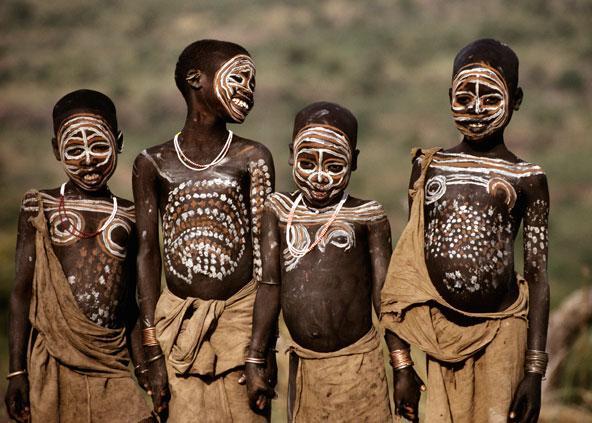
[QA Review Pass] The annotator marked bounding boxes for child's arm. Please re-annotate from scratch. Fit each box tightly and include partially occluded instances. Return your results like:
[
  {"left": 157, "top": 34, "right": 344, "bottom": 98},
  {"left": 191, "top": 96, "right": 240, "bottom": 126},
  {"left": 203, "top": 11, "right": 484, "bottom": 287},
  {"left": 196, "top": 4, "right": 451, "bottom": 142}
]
[
  {"left": 132, "top": 153, "right": 170, "bottom": 417},
  {"left": 509, "top": 173, "right": 550, "bottom": 422},
  {"left": 246, "top": 206, "right": 281, "bottom": 412},
  {"left": 368, "top": 214, "right": 392, "bottom": 316},
  {"left": 384, "top": 158, "right": 426, "bottom": 422},
  {"left": 6, "top": 194, "right": 37, "bottom": 422},
  {"left": 247, "top": 146, "right": 275, "bottom": 283},
  {"left": 123, "top": 231, "right": 149, "bottom": 392}
]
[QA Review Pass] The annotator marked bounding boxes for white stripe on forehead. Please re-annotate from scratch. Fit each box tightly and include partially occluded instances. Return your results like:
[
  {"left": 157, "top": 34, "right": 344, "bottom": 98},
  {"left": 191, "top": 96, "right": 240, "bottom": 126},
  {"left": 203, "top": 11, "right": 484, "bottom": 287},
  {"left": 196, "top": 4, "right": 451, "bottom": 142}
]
[
  {"left": 58, "top": 115, "right": 115, "bottom": 150},
  {"left": 453, "top": 66, "right": 508, "bottom": 91},
  {"left": 293, "top": 126, "right": 352, "bottom": 160}
]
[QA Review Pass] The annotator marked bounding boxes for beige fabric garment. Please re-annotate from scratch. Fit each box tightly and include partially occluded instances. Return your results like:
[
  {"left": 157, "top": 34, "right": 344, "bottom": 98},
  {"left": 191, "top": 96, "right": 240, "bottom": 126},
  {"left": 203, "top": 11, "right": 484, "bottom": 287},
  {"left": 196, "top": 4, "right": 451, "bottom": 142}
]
[
  {"left": 287, "top": 327, "right": 392, "bottom": 423},
  {"left": 380, "top": 148, "right": 529, "bottom": 422},
  {"left": 155, "top": 280, "right": 268, "bottom": 422},
  {"left": 27, "top": 193, "right": 150, "bottom": 422}
]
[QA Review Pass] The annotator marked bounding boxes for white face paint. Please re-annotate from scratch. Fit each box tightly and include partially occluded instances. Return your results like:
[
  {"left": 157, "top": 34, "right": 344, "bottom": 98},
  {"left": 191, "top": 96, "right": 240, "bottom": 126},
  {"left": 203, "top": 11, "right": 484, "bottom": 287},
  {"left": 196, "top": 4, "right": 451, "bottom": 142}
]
[
  {"left": 57, "top": 114, "right": 117, "bottom": 190},
  {"left": 214, "top": 54, "right": 256, "bottom": 123},
  {"left": 292, "top": 125, "right": 352, "bottom": 205},
  {"left": 451, "top": 64, "right": 510, "bottom": 140}
]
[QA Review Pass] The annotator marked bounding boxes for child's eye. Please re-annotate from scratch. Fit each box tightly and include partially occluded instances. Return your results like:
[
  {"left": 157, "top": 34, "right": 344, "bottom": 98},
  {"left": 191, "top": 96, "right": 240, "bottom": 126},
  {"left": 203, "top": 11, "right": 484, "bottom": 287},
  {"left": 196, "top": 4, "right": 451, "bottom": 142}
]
[
  {"left": 327, "top": 164, "right": 345, "bottom": 173},
  {"left": 482, "top": 96, "right": 501, "bottom": 106},
  {"left": 229, "top": 75, "right": 244, "bottom": 84},
  {"left": 91, "top": 144, "right": 111, "bottom": 154},
  {"left": 455, "top": 94, "right": 472, "bottom": 106},
  {"left": 66, "top": 147, "right": 85, "bottom": 157},
  {"left": 299, "top": 160, "right": 316, "bottom": 170}
]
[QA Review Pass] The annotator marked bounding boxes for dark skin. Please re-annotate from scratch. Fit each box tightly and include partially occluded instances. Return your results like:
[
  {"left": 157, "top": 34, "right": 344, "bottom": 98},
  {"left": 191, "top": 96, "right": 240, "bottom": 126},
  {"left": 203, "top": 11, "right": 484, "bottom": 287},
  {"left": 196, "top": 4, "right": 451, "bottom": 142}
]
[
  {"left": 391, "top": 56, "right": 549, "bottom": 423},
  {"left": 6, "top": 124, "right": 147, "bottom": 422},
  {"left": 246, "top": 117, "right": 393, "bottom": 412},
  {"left": 133, "top": 44, "right": 276, "bottom": 418}
]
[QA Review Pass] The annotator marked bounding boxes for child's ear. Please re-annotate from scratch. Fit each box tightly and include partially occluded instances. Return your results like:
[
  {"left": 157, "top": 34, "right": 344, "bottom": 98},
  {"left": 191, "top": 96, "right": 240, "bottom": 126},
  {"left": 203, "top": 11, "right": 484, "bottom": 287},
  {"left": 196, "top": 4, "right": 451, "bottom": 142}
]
[
  {"left": 186, "top": 69, "right": 203, "bottom": 90},
  {"left": 116, "top": 130, "right": 124, "bottom": 153},
  {"left": 288, "top": 142, "right": 294, "bottom": 167},
  {"left": 51, "top": 137, "right": 61, "bottom": 161},
  {"left": 513, "top": 87, "right": 524, "bottom": 111},
  {"left": 351, "top": 149, "right": 360, "bottom": 172}
]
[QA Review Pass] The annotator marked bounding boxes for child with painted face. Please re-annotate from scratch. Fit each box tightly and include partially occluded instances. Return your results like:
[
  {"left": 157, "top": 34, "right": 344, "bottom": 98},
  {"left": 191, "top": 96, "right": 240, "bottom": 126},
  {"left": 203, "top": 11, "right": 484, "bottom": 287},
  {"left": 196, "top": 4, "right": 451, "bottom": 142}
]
[
  {"left": 132, "top": 39, "right": 275, "bottom": 422},
  {"left": 381, "top": 39, "right": 550, "bottom": 423},
  {"left": 6, "top": 89, "right": 152, "bottom": 422},
  {"left": 246, "top": 102, "right": 393, "bottom": 422}
]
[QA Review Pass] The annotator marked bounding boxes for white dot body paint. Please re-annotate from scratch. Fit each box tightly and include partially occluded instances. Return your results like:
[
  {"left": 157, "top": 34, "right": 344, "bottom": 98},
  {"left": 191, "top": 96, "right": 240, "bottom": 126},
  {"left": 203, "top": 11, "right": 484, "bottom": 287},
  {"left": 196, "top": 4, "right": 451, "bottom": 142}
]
[
  {"left": 214, "top": 54, "right": 256, "bottom": 123},
  {"left": 451, "top": 64, "right": 510, "bottom": 140},
  {"left": 57, "top": 114, "right": 117, "bottom": 190},
  {"left": 292, "top": 125, "right": 352, "bottom": 204}
]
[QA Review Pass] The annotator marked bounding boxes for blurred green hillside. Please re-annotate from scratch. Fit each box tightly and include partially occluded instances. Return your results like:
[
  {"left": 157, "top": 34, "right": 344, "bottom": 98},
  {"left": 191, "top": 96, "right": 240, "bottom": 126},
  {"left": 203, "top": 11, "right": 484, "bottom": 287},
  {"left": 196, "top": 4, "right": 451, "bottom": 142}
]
[{"left": 1, "top": 0, "right": 591, "bottom": 421}]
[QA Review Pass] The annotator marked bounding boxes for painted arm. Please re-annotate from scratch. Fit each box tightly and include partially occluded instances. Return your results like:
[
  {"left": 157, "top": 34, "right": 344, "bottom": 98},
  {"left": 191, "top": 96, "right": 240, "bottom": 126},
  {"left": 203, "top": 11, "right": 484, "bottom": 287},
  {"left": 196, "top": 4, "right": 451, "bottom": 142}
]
[
  {"left": 248, "top": 147, "right": 275, "bottom": 283},
  {"left": 5, "top": 194, "right": 37, "bottom": 422},
  {"left": 124, "top": 230, "right": 149, "bottom": 392},
  {"left": 385, "top": 158, "right": 425, "bottom": 422},
  {"left": 509, "top": 173, "right": 550, "bottom": 423},
  {"left": 246, "top": 206, "right": 281, "bottom": 412},
  {"left": 132, "top": 153, "right": 169, "bottom": 417}
]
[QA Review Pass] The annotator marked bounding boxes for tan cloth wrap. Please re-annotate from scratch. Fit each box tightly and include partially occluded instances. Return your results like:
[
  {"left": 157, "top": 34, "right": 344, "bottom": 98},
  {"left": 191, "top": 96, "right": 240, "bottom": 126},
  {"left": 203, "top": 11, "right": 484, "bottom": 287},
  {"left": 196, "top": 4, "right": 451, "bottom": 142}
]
[
  {"left": 287, "top": 327, "right": 392, "bottom": 423},
  {"left": 379, "top": 148, "right": 529, "bottom": 422},
  {"left": 27, "top": 193, "right": 150, "bottom": 422},
  {"left": 155, "top": 280, "right": 267, "bottom": 422}
]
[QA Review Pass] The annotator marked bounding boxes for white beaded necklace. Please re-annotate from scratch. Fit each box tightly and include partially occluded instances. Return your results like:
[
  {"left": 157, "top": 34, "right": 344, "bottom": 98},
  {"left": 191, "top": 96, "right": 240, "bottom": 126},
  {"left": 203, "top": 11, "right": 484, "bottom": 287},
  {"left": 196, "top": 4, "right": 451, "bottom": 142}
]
[
  {"left": 285, "top": 191, "right": 348, "bottom": 260},
  {"left": 173, "top": 130, "right": 233, "bottom": 171}
]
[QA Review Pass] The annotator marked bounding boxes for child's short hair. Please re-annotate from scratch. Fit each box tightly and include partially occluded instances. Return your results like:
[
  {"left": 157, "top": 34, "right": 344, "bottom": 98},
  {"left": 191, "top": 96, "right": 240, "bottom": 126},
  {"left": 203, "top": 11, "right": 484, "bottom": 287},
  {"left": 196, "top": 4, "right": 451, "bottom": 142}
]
[
  {"left": 53, "top": 89, "right": 118, "bottom": 135},
  {"left": 453, "top": 38, "right": 519, "bottom": 92},
  {"left": 293, "top": 101, "right": 358, "bottom": 148}
]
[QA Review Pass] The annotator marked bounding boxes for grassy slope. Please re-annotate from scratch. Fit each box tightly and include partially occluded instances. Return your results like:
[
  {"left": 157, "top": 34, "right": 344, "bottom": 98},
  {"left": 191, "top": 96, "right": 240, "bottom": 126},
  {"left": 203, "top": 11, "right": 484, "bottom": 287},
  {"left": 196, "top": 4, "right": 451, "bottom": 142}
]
[{"left": 0, "top": 0, "right": 591, "bottom": 419}]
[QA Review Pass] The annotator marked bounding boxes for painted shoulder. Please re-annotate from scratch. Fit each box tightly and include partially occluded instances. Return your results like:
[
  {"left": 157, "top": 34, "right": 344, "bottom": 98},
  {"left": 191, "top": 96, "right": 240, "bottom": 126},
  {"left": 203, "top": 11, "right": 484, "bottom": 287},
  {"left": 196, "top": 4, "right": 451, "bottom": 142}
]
[
  {"left": 233, "top": 135, "right": 273, "bottom": 165},
  {"left": 266, "top": 192, "right": 386, "bottom": 223}
]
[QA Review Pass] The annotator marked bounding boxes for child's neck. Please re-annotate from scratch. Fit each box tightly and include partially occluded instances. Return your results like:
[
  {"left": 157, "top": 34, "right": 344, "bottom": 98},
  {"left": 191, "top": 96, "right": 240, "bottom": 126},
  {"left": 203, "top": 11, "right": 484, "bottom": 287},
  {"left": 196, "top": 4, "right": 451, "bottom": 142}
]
[
  {"left": 452, "top": 131, "right": 512, "bottom": 158},
  {"left": 62, "top": 180, "right": 112, "bottom": 200},
  {"left": 181, "top": 108, "right": 229, "bottom": 147}
]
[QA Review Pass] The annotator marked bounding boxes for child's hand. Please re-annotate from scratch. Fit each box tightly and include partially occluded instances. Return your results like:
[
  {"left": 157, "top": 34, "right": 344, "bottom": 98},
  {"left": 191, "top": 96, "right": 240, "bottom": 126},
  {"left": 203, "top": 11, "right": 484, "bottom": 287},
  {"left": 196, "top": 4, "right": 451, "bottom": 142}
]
[
  {"left": 5, "top": 375, "right": 31, "bottom": 422},
  {"left": 245, "top": 362, "right": 275, "bottom": 411},
  {"left": 508, "top": 372, "right": 542, "bottom": 423},
  {"left": 147, "top": 355, "right": 170, "bottom": 420},
  {"left": 393, "top": 366, "right": 425, "bottom": 422}
]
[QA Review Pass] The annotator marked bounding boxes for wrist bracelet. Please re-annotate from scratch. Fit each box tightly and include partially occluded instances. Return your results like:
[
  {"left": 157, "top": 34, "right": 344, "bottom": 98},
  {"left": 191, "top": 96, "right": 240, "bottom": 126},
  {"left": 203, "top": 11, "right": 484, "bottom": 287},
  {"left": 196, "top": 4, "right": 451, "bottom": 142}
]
[
  {"left": 524, "top": 349, "right": 548, "bottom": 378},
  {"left": 142, "top": 327, "right": 160, "bottom": 347},
  {"left": 145, "top": 353, "right": 165, "bottom": 364},
  {"left": 245, "top": 357, "right": 266, "bottom": 365},
  {"left": 389, "top": 349, "right": 414, "bottom": 371},
  {"left": 6, "top": 370, "right": 27, "bottom": 380}
]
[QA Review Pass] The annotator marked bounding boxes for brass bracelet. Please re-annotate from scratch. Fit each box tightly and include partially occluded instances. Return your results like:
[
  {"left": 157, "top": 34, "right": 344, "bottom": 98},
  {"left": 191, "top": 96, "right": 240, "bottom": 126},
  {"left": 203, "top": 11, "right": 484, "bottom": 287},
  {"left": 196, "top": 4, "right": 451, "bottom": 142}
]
[
  {"left": 145, "top": 353, "right": 165, "bottom": 364},
  {"left": 6, "top": 370, "right": 27, "bottom": 380},
  {"left": 142, "top": 327, "right": 159, "bottom": 347},
  {"left": 389, "top": 349, "right": 414, "bottom": 371},
  {"left": 524, "top": 349, "right": 548, "bottom": 377},
  {"left": 245, "top": 357, "right": 266, "bottom": 365}
]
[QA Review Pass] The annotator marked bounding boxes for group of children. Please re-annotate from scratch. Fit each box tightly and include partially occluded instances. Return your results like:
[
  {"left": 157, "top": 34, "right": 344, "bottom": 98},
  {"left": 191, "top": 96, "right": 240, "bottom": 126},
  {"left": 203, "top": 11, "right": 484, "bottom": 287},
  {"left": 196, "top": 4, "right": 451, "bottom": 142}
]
[{"left": 6, "top": 37, "right": 549, "bottom": 423}]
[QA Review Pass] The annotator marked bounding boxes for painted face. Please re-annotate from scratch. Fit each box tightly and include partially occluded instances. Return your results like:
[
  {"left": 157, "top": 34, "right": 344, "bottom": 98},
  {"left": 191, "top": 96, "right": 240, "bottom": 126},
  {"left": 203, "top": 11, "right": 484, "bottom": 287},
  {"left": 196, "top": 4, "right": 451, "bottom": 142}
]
[
  {"left": 214, "top": 54, "right": 256, "bottom": 123},
  {"left": 57, "top": 113, "right": 117, "bottom": 191},
  {"left": 292, "top": 125, "right": 352, "bottom": 206},
  {"left": 451, "top": 64, "right": 509, "bottom": 140}
]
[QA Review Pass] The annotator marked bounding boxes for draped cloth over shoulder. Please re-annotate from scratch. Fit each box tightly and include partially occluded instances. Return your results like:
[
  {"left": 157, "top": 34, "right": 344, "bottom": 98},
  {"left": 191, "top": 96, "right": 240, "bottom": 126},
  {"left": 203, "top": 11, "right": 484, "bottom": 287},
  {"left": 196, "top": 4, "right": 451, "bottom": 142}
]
[
  {"left": 155, "top": 280, "right": 268, "bottom": 422},
  {"left": 380, "top": 148, "right": 529, "bottom": 423},
  {"left": 286, "top": 327, "right": 392, "bottom": 423},
  {"left": 27, "top": 193, "right": 150, "bottom": 422}
]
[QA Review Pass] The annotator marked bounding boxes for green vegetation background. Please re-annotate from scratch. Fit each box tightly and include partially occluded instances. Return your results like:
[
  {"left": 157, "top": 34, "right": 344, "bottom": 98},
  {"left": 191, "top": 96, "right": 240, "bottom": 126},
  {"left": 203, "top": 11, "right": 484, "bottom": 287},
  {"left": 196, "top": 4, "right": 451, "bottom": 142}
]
[{"left": 1, "top": 0, "right": 591, "bottom": 421}]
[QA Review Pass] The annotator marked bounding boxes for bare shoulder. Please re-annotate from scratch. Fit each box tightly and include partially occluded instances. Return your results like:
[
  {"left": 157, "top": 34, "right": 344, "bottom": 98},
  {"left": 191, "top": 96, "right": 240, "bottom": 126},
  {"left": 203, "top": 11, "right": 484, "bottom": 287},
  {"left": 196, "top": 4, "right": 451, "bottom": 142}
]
[
  {"left": 345, "top": 195, "right": 388, "bottom": 223},
  {"left": 232, "top": 135, "right": 273, "bottom": 164},
  {"left": 134, "top": 140, "right": 174, "bottom": 168}
]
